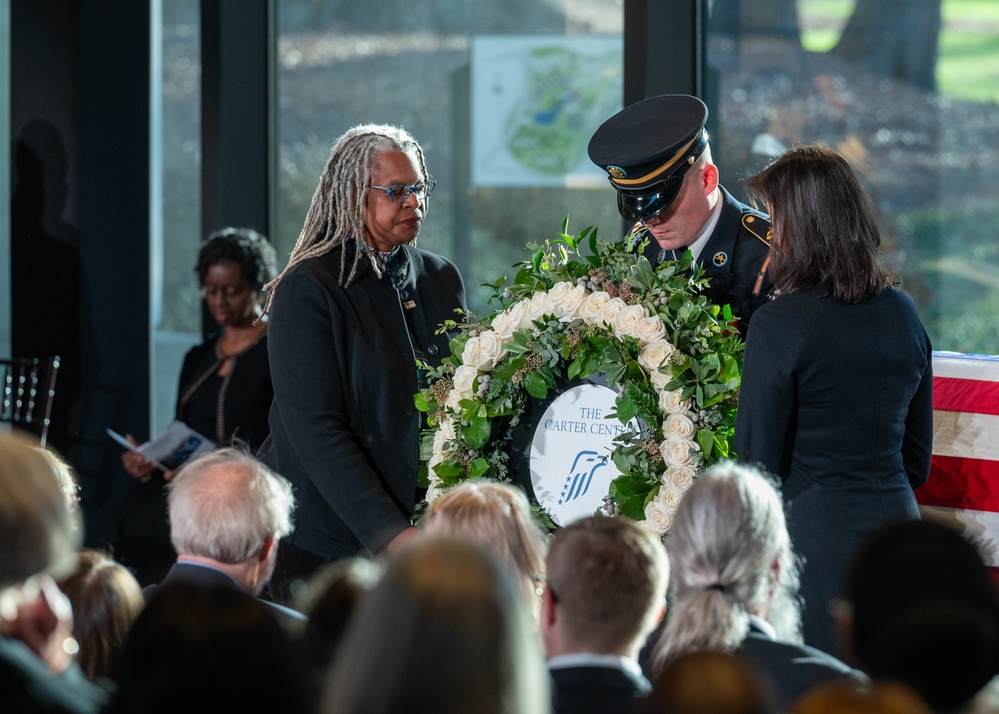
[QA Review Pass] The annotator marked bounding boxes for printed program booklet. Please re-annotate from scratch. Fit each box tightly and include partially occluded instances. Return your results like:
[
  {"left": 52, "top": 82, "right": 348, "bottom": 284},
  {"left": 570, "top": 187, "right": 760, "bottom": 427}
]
[{"left": 107, "top": 420, "right": 216, "bottom": 472}]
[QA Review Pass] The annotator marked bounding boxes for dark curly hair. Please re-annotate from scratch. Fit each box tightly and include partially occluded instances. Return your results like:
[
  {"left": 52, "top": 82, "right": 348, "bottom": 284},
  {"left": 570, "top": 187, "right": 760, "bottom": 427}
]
[{"left": 196, "top": 227, "right": 279, "bottom": 292}]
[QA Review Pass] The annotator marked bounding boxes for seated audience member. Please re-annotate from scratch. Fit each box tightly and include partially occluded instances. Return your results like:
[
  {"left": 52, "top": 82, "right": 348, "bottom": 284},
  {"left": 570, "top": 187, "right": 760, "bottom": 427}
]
[
  {"left": 542, "top": 515, "right": 668, "bottom": 714},
  {"left": 144, "top": 447, "right": 303, "bottom": 626},
  {"left": 789, "top": 680, "right": 931, "bottom": 714},
  {"left": 651, "top": 461, "right": 862, "bottom": 711},
  {"left": 837, "top": 519, "right": 999, "bottom": 713},
  {"left": 422, "top": 480, "right": 548, "bottom": 615},
  {"left": 321, "top": 537, "right": 551, "bottom": 714},
  {"left": 57, "top": 549, "right": 143, "bottom": 681},
  {"left": 645, "top": 650, "right": 775, "bottom": 714},
  {"left": 0, "top": 431, "right": 111, "bottom": 713},
  {"left": 294, "top": 557, "right": 384, "bottom": 697},
  {"left": 89, "top": 227, "right": 278, "bottom": 587},
  {"left": 114, "top": 581, "right": 311, "bottom": 714},
  {"left": 38, "top": 446, "right": 81, "bottom": 514}
]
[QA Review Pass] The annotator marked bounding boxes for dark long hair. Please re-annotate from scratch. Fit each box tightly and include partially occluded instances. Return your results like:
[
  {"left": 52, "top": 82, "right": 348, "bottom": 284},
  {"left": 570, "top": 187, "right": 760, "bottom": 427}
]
[{"left": 746, "top": 144, "right": 892, "bottom": 304}]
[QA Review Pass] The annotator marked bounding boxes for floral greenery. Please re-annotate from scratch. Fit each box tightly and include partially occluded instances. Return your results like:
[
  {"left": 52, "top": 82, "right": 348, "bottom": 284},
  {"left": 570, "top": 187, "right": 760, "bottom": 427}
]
[{"left": 415, "top": 220, "right": 744, "bottom": 535}]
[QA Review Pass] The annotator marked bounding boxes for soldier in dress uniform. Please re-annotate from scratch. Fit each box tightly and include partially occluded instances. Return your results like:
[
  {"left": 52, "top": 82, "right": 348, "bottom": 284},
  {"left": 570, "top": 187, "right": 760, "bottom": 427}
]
[{"left": 588, "top": 94, "right": 773, "bottom": 335}]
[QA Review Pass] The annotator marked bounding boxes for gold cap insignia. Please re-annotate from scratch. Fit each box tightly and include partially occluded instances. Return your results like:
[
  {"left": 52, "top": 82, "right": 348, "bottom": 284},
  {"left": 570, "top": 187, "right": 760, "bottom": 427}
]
[{"left": 607, "top": 166, "right": 626, "bottom": 179}]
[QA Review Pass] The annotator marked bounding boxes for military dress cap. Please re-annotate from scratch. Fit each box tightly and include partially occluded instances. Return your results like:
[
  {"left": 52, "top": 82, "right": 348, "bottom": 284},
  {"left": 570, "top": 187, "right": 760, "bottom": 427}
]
[{"left": 588, "top": 94, "right": 709, "bottom": 222}]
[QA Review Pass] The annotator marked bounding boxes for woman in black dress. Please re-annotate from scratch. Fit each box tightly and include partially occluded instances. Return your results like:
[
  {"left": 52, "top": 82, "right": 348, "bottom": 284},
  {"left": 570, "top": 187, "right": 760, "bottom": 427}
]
[
  {"left": 90, "top": 227, "right": 278, "bottom": 584},
  {"left": 733, "top": 145, "right": 933, "bottom": 655}
]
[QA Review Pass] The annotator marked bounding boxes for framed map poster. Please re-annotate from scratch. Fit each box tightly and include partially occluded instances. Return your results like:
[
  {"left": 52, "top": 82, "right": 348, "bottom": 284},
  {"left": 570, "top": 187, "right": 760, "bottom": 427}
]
[{"left": 471, "top": 35, "right": 622, "bottom": 188}]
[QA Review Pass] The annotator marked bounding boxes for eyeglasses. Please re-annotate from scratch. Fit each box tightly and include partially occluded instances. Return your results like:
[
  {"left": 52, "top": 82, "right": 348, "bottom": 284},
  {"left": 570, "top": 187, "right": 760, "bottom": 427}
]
[{"left": 368, "top": 179, "right": 437, "bottom": 204}]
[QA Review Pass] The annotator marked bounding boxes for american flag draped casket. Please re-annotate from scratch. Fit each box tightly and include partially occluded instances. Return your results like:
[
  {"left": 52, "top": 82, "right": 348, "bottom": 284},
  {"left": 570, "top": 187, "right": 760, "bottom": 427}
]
[{"left": 916, "top": 352, "right": 999, "bottom": 574}]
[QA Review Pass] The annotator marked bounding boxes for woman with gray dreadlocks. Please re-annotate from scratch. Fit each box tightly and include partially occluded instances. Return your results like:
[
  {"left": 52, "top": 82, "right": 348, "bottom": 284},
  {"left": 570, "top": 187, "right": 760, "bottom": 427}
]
[{"left": 263, "top": 124, "right": 465, "bottom": 601}]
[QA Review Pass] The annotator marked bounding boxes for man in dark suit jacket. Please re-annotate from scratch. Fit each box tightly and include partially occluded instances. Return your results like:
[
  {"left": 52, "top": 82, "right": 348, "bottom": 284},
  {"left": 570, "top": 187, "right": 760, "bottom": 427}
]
[
  {"left": 144, "top": 447, "right": 305, "bottom": 626},
  {"left": 588, "top": 94, "right": 772, "bottom": 336},
  {"left": 542, "top": 516, "right": 669, "bottom": 714},
  {"left": 737, "top": 619, "right": 861, "bottom": 709}
]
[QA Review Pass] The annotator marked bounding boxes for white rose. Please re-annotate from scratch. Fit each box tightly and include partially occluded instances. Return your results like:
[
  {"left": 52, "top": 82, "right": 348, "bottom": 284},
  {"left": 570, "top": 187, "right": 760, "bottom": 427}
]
[
  {"left": 425, "top": 477, "right": 442, "bottom": 503},
  {"left": 546, "top": 282, "right": 573, "bottom": 314},
  {"left": 597, "top": 297, "right": 628, "bottom": 327},
  {"left": 460, "top": 336, "right": 484, "bottom": 369},
  {"left": 612, "top": 304, "right": 648, "bottom": 339},
  {"left": 649, "top": 369, "right": 671, "bottom": 391},
  {"left": 633, "top": 315, "right": 666, "bottom": 344},
  {"left": 477, "top": 330, "right": 507, "bottom": 369},
  {"left": 431, "top": 429, "right": 448, "bottom": 460},
  {"left": 659, "top": 487, "right": 683, "bottom": 513},
  {"left": 444, "top": 388, "right": 463, "bottom": 413},
  {"left": 490, "top": 310, "right": 516, "bottom": 340},
  {"left": 639, "top": 340, "right": 676, "bottom": 374},
  {"left": 492, "top": 301, "right": 531, "bottom": 338},
  {"left": 659, "top": 389, "right": 691, "bottom": 414},
  {"left": 663, "top": 413, "right": 696, "bottom": 439},
  {"left": 666, "top": 464, "right": 696, "bottom": 492},
  {"left": 461, "top": 330, "right": 507, "bottom": 371},
  {"left": 579, "top": 290, "right": 611, "bottom": 324},
  {"left": 451, "top": 365, "right": 478, "bottom": 400},
  {"left": 526, "top": 291, "right": 551, "bottom": 322},
  {"left": 555, "top": 284, "right": 588, "bottom": 321},
  {"left": 642, "top": 498, "right": 673, "bottom": 535},
  {"left": 509, "top": 300, "right": 534, "bottom": 331},
  {"left": 660, "top": 437, "right": 698, "bottom": 466},
  {"left": 438, "top": 417, "right": 456, "bottom": 442}
]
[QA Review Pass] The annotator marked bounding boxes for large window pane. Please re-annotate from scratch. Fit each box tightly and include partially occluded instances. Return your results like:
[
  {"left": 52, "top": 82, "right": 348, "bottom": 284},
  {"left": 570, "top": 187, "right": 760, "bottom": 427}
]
[
  {"left": 706, "top": 0, "right": 999, "bottom": 355},
  {"left": 151, "top": 0, "right": 201, "bottom": 435},
  {"left": 276, "top": 1, "right": 625, "bottom": 315}
]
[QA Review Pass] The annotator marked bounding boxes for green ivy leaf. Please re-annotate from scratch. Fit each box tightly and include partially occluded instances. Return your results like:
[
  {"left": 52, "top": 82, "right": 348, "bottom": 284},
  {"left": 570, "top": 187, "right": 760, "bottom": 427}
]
[
  {"left": 523, "top": 371, "right": 548, "bottom": 399},
  {"left": 609, "top": 474, "right": 652, "bottom": 520},
  {"left": 433, "top": 460, "right": 466, "bottom": 483},
  {"left": 567, "top": 355, "right": 582, "bottom": 380},
  {"left": 492, "top": 357, "right": 525, "bottom": 381},
  {"left": 464, "top": 415, "right": 491, "bottom": 449},
  {"left": 616, "top": 394, "right": 638, "bottom": 424},
  {"left": 469, "top": 457, "right": 490, "bottom": 478},
  {"left": 696, "top": 428, "right": 715, "bottom": 459}
]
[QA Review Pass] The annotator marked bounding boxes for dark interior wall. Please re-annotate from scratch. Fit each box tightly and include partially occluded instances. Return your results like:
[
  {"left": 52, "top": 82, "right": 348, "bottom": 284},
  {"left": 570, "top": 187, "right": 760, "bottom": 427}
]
[
  {"left": 10, "top": 1, "right": 151, "bottom": 508},
  {"left": 10, "top": 1, "right": 82, "bottom": 455}
]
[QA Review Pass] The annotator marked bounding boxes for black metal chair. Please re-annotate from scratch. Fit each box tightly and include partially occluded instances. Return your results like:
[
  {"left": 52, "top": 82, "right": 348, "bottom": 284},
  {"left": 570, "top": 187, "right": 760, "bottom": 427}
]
[{"left": 0, "top": 356, "right": 60, "bottom": 448}]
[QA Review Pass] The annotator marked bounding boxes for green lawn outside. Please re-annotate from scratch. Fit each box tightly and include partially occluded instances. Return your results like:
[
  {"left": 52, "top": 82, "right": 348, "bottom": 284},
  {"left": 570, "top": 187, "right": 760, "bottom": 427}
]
[{"left": 799, "top": 0, "right": 999, "bottom": 104}]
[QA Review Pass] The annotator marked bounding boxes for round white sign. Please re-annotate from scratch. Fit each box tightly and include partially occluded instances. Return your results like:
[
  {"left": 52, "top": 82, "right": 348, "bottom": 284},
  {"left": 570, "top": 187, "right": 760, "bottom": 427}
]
[{"left": 529, "top": 383, "right": 636, "bottom": 526}]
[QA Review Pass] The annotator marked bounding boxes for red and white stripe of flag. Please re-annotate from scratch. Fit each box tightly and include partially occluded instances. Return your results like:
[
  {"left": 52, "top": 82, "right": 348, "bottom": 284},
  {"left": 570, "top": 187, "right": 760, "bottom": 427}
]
[{"left": 916, "top": 352, "right": 999, "bottom": 569}]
